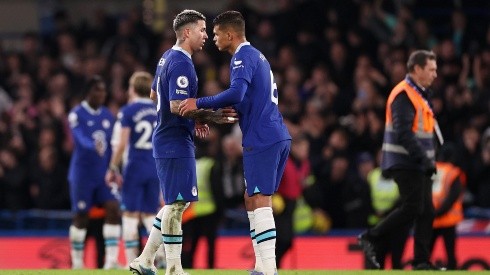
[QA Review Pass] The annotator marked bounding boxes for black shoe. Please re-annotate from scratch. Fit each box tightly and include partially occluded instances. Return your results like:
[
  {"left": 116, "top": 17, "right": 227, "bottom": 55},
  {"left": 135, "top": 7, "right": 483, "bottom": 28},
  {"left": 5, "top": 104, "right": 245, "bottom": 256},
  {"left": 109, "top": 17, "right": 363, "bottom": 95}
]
[
  {"left": 413, "top": 262, "right": 447, "bottom": 271},
  {"left": 357, "top": 233, "right": 380, "bottom": 269}
]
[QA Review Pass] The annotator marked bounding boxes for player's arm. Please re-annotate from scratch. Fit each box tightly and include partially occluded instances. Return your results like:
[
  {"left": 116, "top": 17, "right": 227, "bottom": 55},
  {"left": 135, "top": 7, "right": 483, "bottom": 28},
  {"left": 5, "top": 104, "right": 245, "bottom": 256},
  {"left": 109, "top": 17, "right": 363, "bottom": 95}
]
[
  {"left": 150, "top": 89, "right": 157, "bottom": 103},
  {"left": 196, "top": 78, "right": 248, "bottom": 108},
  {"left": 105, "top": 126, "right": 129, "bottom": 186},
  {"left": 68, "top": 112, "right": 97, "bottom": 150},
  {"left": 171, "top": 100, "right": 238, "bottom": 124},
  {"left": 179, "top": 79, "right": 248, "bottom": 117}
]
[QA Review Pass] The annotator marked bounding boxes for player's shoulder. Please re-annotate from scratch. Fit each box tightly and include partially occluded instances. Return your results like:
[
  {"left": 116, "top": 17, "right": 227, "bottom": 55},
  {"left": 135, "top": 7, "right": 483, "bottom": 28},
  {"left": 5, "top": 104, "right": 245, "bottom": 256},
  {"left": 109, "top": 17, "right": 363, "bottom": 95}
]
[
  {"left": 68, "top": 104, "right": 88, "bottom": 128},
  {"left": 69, "top": 104, "right": 83, "bottom": 114},
  {"left": 236, "top": 45, "right": 263, "bottom": 63},
  {"left": 117, "top": 103, "right": 132, "bottom": 117}
]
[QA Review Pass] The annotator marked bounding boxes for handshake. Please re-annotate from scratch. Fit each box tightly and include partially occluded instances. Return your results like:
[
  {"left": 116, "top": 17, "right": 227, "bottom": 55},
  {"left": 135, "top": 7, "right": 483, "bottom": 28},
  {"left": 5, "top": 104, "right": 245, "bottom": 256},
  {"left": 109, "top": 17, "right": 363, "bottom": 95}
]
[{"left": 178, "top": 98, "right": 239, "bottom": 124}]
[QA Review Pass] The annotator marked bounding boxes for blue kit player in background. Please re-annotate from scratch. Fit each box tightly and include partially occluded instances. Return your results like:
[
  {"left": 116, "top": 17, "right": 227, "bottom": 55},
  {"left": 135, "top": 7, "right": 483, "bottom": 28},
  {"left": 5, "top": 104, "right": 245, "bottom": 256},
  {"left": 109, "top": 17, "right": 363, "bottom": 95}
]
[
  {"left": 130, "top": 10, "right": 237, "bottom": 275},
  {"left": 105, "top": 71, "right": 165, "bottom": 267},
  {"left": 67, "top": 75, "right": 121, "bottom": 269},
  {"left": 179, "top": 11, "right": 292, "bottom": 275}
]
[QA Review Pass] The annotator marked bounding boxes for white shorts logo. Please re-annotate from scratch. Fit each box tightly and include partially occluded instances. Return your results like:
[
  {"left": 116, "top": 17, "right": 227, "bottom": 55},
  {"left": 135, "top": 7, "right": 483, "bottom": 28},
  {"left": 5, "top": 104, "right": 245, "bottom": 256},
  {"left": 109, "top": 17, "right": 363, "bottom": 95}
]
[
  {"left": 177, "top": 76, "right": 189, "bottom": 88},
  {"left": 192, "top": 186, "right": 198, "bottom": 196}
]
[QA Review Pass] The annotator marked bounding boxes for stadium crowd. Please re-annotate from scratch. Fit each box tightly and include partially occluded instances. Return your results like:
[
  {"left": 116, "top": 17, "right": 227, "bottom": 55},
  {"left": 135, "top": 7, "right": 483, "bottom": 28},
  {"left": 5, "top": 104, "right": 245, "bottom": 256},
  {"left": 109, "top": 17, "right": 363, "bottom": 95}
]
[{"left": 0, "top": 0, "right": 489, "bottom": 231}]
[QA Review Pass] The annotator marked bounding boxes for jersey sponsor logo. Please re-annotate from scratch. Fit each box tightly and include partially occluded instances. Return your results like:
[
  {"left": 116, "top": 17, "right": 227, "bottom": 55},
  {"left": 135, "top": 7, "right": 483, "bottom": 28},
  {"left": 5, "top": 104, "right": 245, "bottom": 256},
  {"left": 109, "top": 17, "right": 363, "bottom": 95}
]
[
  {"left": 102, "top": 119, "right": 111, "bottom": 129},
  {"left": 176, "top": 89, "right": 188, "bottom": 95},
  {"left": 177, "top": 76, "right": 189, "bottom": 88},
  {"left": 233, "top": 60, "right": 242, "bottom": 65},
  {"left": 192, "top": 186, "right": 198, "bottom": 196}
]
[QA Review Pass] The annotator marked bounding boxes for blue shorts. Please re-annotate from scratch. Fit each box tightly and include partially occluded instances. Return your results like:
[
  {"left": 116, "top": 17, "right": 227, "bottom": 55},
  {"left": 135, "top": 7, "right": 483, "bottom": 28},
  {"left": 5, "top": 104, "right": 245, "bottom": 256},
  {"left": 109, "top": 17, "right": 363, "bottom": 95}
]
[
  {"left": 155, "top": 157, "right": 198, "bottom": 204},
  {"left": 121, "top": 162, "right": 160, "bottom": 213},
  {"left": 69, "top": 178, "right": 117, "bottom": 213},
  {"left": 243, "top": 140, "right": 291, "bottom": 196}
]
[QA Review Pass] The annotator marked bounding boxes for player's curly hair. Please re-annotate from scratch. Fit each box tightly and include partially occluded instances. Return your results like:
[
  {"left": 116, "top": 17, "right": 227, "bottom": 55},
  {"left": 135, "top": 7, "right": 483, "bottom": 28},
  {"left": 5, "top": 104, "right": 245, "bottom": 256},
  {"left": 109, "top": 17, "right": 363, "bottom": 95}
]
[
  {"left": 213, "top": 11, "right": 245, "bottom": 34},
  {"left": 173, "top": 9, "right": 206, "bottom": 32}
]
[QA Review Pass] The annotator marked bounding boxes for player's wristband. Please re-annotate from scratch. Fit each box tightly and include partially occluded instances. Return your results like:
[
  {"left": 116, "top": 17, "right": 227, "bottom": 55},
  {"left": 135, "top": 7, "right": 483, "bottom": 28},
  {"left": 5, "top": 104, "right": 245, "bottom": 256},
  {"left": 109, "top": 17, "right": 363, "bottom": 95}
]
[{"left": 109, "top": 164, "right": 120, "bottom": 174}]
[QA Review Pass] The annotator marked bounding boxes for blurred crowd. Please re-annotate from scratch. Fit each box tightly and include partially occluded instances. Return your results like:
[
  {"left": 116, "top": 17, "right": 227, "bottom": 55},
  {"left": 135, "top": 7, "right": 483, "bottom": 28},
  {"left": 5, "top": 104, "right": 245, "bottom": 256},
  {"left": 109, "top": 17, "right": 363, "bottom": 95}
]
[{"left": 0, "top": 0, "right": 489, "bottom": 231}]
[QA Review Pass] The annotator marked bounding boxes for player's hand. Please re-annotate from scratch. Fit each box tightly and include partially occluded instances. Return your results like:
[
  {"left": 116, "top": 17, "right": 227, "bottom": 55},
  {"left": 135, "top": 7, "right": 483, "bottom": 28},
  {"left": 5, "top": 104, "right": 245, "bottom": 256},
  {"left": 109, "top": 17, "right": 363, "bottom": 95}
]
[
  {"left": 195, "top": 122, "right": 210, "bottom": 139},
  {"left": 213, "top": 107, "right": 239, "bottom": 124},
  {"left": 179, "top": 98, "right": 198, "bottom": 116},
  {"left": 105, "top": 168, "right": 123, "bottom": 187}
]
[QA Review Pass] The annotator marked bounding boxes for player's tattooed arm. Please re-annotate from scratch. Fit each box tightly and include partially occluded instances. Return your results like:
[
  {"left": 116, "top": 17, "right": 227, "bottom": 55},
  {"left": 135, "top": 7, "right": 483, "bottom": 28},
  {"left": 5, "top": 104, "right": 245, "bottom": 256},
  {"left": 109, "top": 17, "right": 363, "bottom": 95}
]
[{"left": 171, "top": 100, "right": 238, "bottom": 124}]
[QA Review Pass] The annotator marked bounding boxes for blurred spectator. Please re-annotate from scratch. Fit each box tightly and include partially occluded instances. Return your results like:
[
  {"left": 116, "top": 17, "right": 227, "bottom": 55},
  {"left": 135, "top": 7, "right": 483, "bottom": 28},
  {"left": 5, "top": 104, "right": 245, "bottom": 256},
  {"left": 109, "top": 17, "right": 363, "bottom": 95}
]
[
  {"left": 0, "top": 148, "right": 30, "bottom": 210},
  {"left": 274, "top": 134, "right": 311, "bottom": 266},
  {"left": 211, "top": 132, "right": 245, "bottom": 224},
  {"left": 431, "top": 143, "right": 466, "bottom": 270},
  {"left": 29, "top": 145, "right": 70, "bottom": 209},
  {"left": 366, "top": 150, "right": 409, "bottom": 269},
  {"left": 473, "top": 128, "right": 490, "bottom": 208},
  {"left": 182, "top": 128, "right": 223, "bottom": 269}
]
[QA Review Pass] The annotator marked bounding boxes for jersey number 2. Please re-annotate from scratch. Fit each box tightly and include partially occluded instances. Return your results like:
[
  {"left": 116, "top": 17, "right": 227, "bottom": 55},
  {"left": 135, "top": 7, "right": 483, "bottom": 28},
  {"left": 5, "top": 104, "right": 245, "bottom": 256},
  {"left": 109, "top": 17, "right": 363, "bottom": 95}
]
[{"left": 134, "top": 121, "right": 154, "bottom": 149}]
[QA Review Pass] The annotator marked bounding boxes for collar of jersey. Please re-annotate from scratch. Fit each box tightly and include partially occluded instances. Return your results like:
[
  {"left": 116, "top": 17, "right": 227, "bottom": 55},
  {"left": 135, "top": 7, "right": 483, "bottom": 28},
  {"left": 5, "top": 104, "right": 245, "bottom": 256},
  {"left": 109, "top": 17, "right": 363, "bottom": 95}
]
[
  {"left": 172, "top": 45, "right": 191, "bottom": 59},
  {"left": 132, "top": 98, "right": 154, "bottom": 104},
  {"left": 81, "top": 100, "right": 102, "bottom": 115},
  {"left": 235, "top": 42, "right": 251, "bottom": 54}
]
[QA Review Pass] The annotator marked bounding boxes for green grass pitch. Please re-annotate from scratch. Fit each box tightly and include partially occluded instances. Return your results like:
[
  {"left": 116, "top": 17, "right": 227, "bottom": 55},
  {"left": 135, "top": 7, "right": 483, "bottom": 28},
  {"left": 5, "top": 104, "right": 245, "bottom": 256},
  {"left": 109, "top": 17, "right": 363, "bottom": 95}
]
[{"left": 0, "top": 270, "right": 489, "bottom": 275}]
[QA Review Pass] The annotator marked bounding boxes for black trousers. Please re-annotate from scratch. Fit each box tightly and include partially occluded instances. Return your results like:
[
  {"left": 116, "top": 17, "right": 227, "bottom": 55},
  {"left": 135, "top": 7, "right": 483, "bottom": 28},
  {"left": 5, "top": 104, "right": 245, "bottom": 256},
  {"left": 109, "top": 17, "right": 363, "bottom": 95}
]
[
  {"left": 365, "top": 224, "right": 410, "bottom": 269},
  {"left": 369, "top": 169, "right": 434, "bottom": 265},
  {"left": 431, "top": 226, "right": 457, "bottom": 270}
]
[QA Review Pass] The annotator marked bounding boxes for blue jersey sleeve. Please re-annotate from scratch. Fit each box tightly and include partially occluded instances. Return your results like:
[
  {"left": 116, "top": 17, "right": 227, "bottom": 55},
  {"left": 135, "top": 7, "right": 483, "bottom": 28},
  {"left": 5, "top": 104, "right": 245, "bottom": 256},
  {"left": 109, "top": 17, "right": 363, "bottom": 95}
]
[
  {"left": 119, "top": 107, "right": 132, "bottom": 128},
  {"left": 231, "top": 54, "right": 254, "bottom": 84},
  {"left": 168, "top": 61, "right": 195, "bottom": 101},
  {"left": 68, "top": 111, "right": 96, "bottom": 150},
  {"left": 196, "top": 78, "right": 248, "bottom": 109}
]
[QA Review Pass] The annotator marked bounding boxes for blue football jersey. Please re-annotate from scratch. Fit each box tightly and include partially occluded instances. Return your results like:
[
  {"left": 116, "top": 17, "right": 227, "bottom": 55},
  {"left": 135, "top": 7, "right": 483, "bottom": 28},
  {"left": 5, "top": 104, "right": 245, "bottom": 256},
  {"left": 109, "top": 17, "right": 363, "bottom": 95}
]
[
  {"left": 152, "top": 46, "right": 198, "bottom": 158},
  {"left": 231, "top": 43, "right": 291, "bottom": 154},
  {"left": 68, "top": 101, "right": 115, "bottom": 182},
  {"left": 118, "top": 98, "right": 157, "bottom": 163}
]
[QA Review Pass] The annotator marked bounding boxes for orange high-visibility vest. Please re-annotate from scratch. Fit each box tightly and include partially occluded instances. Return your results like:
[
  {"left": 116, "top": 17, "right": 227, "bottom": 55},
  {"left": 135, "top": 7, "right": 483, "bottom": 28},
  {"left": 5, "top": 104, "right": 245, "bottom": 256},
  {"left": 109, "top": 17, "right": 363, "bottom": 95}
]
[
  {"left": 381, "top": 78, "right": 435, "bottom": 170},
  {"left": 432, "top": 162, "right": 466, "bottom": 228}
]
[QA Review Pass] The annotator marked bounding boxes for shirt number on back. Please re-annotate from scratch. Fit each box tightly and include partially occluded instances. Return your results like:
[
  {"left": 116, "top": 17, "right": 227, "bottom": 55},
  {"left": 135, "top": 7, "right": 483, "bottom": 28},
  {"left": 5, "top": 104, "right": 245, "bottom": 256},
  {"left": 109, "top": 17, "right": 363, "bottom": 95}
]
[
  {"left": 156, "top": 76, "right": 161, "bottom": 112},
  {"left": 134, "top": 120, "right": 154, "bottom": 149},
  {"left": 270, "top": 70, "right": 278, "bottom": 105}
]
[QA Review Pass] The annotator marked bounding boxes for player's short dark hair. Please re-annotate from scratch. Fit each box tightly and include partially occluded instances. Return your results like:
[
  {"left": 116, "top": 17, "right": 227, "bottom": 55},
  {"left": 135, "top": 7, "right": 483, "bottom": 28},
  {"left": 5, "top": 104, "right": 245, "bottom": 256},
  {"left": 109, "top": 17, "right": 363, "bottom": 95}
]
[
  {"left": 130, "top": 71, "right": 153, "bottom": 97},
  {"left": 83, "top": 75, "right": 105, "bottom": 97},
  {"left": 172, "top": 9, "right": 206, "bottom": 32},
  {"left": 213, "top": 11, "right": 245, "bottom": 34},
  {"left": 407, "top": 50, "right": 436, "bottom": 72}
]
